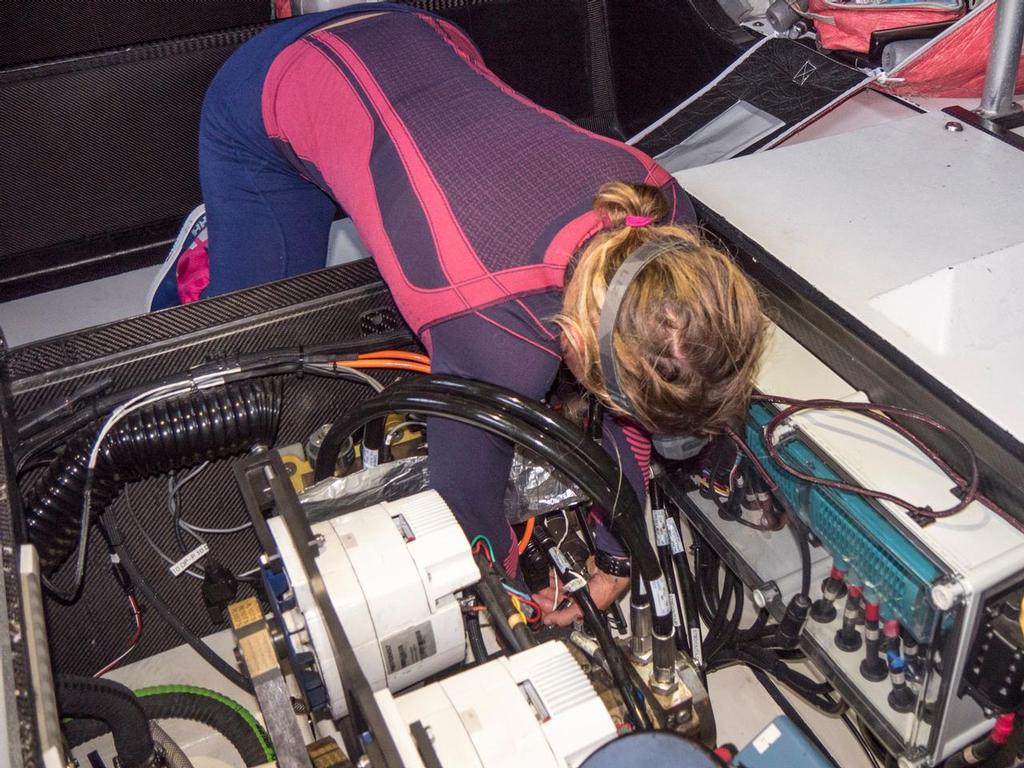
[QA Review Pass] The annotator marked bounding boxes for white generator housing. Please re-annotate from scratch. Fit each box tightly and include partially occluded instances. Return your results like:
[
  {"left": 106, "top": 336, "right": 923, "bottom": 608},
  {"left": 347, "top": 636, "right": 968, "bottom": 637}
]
[
  {"left": 270, "top": 490, "right": 478, "bottom": 718},
  {"left": 376, "top": 641, "right": 618, "bottom": 768}
]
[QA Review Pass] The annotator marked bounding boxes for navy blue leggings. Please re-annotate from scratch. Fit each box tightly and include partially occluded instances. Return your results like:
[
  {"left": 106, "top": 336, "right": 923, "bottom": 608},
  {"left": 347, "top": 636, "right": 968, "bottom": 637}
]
[{"left": 153, "top": 4, "right": 422, "bottom": 307}]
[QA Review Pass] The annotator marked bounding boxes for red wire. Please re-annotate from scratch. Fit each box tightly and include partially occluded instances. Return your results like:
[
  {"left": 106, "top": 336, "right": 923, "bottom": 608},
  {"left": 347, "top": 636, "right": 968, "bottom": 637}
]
[
  {"left": 94, "top": 594, "right": 143, "bottom": 677},
  {"left": 473, "top": 542, "right": 494, "bottom": 562},
  {"left": 745, "top": 394, "right": 990, "bottom": 520}
]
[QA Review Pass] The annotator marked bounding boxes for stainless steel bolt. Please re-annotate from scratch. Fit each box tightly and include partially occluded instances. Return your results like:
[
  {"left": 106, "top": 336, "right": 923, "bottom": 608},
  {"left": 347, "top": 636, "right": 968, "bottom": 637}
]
[{"left": 944, "top": 121, "right": 964, "bottom": 132}]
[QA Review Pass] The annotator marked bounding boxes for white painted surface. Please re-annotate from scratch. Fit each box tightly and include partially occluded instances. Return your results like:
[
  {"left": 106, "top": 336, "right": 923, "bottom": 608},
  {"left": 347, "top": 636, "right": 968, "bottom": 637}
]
[
  {"left": 74, "top": 630, "right": 259, "bottom": 768},
  {"left": 781, "top": 88, "right": 919, "bottom": 147},
  {"left": 0, "top": 266, "right": 161, "bottom": 348},
  {"left": 0, "top": 218, "right": 370, "bottom": 349},
  {"left": 756, "top": 327, "right": 1024, "bottom": 577},
  {"left": 677, "top": 109, "right": 1024, "bottom": 443}
]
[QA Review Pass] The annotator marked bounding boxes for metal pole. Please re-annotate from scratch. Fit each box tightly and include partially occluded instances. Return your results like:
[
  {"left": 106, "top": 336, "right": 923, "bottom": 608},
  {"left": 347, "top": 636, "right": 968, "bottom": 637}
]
[{"left": 979, "top": 0, "right": 1024, "bottom": 118}]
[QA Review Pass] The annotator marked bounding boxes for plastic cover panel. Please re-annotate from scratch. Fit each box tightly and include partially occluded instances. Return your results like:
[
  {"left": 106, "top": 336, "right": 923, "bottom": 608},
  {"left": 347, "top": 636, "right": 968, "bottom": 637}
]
[{"left": 633, "top": 38, "right": 868, "bottom": 158}]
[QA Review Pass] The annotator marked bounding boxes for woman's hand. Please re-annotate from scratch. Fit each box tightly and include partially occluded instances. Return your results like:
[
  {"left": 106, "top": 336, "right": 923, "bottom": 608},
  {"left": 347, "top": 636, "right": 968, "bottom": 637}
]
[{"left": 532, "top": 557, "right": 630, "bottom": 627}]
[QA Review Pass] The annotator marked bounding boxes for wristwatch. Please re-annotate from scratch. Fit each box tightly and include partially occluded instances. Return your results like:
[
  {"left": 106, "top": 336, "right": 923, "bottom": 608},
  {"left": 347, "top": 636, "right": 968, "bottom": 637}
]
[{"left": 594, "top": 550, "right": 631, "bottom": 578}]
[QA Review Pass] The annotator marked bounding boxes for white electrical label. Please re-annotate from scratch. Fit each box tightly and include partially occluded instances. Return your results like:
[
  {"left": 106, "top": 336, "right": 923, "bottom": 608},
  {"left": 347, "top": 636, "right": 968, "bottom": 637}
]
[
  {"left": 649, "top": 576, "right": 671, "bottom": 616},
  {"left": 170, "top": 543, "right": 209, "bottom": 577},
  {"left": 690, "top": 629, "right": 703, "bottom": 666},
  {"left": 652, "top": 507, "right": 669, "bottom": 546},
  {"left": 753, "top": 723, "right": 782, "bottom": 754},
  {"left": 381, "top": 621, "right": 437, "bottom": 674},
  {"left": 666, "top": 518, "right": 685, "bottom": 555}
]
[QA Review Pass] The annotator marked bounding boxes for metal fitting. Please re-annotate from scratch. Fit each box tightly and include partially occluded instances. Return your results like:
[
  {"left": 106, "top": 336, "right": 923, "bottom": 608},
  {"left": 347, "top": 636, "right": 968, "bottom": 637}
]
[
  {"left": 752, "top": 582, "right": 780, "bottom": 609},
  {"left": 930, "top": 578, "right": 965, "bottom": 610},
  {"left": 630, "top": 603, "right": 653, "bottom": 663},
  {"left": 651, "top": 634, "right": 678, "bottom": 693}
]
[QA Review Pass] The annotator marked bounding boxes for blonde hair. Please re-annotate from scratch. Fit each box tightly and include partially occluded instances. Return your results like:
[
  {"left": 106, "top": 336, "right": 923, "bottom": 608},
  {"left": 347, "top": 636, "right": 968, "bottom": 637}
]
[{"left": 556, "top": 181, "right": 768, "bottom": 435}]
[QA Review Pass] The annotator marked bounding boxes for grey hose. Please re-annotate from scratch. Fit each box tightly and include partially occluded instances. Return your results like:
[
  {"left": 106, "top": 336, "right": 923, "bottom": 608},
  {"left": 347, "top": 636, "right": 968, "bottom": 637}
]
[{"left": 149, "top": 723, "right": 195, "bottom": 768}]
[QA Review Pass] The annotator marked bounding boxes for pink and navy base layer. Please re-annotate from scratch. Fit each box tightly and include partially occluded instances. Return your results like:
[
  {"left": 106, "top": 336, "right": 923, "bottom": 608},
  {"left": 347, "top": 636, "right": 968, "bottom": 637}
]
[{"left": 172, "top": 5, "right": 695, "bottom": 568}]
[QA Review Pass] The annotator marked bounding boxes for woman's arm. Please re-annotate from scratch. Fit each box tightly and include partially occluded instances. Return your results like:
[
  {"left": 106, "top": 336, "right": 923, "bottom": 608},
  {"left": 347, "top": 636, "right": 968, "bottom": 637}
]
[
  {"left": 535, "top": 413, "right": 650, "bottom": 626},
  {"left": 425, "top": 298, "right": 562, "bottom": 576}
]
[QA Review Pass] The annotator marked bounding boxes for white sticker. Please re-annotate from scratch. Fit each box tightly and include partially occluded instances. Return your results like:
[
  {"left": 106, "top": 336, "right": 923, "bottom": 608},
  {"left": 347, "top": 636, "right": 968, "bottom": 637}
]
[
  {"left": 669, "top": 594, "right": 681, "bottom": 627},
  {"left": 362, "top": 448, "right": 379, "bottom": 469},
  {"left": 381, "top": 621, "right": 437, "bottom": 673},
  {"left": 690, "top": 628, "right": 704, "bottom": 666},
  {"left": 564, "top": 577, "right": 588, "bottom": 593},
  {"left": 652, "top": 507, "right": 669, "bottom": 547},
  {"left": 753, "top": 722, "right": 782, "bottom": 754},
  {"left": 548, "top": 547, "right": 571, "bottom": 574},
  {"left": 649, "top": 576, "right": 671, "bottom": 616},
  {"left": 170, "top": 543, "right": 209, "bottom": 577},
  {"left": 666, "top": 518, "right": 685, "bottom": 555}
]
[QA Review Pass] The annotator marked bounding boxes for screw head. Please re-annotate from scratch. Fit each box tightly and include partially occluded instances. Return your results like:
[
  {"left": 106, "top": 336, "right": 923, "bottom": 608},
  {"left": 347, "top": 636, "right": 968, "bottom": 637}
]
[{"left": 944, "top": 121, "right": 964, "bottom": 132}]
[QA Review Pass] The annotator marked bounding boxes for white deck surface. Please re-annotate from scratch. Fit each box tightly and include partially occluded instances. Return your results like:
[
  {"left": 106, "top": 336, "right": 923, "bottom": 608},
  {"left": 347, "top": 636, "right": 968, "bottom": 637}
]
[{"left": 677, "top": 109, "right": 1024, "bottom": 444}]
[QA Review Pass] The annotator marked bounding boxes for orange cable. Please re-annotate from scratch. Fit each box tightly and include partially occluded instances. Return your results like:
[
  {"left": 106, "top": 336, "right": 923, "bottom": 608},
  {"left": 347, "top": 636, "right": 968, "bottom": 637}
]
[
  {"left": 358, "top": 350, "right": 431, "bottom": 365},
  {"left": 518, "top": 516, "right": 536, "bottom": 554},
  {"left": 335, "top": 360, "right": 431, "bottom": 374}
]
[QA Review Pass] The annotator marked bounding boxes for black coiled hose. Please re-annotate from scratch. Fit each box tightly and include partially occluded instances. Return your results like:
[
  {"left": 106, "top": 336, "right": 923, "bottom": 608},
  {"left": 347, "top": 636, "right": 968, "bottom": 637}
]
[
  {"left": 56, "top": 675, "right": 156, "bottom": 768},
  {"left": 24, "top": 380, "right": 282, "bottom": 572},
  {"left": 63, "top": 688, "right": 273, "bottom": 767}
]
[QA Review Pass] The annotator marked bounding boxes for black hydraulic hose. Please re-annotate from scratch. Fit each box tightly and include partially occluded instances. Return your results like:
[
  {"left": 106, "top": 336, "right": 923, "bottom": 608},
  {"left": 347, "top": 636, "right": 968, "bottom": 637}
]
[
  {"left": 473, "top": 580, "right": 521, "bottom": 652},
  {"left": 736, "top": 608, "right": 771, "bottom": 643},
  {"left": 24, "top": 380, "right": 281, "bottom": 573},
  {"left": 63, "top": 690, "right": 271, "bottom": 767},
  {"left": 576, "top": 580, "right": 651, "bottom": 730},
  {"left": 693, "top": 543, "right": 717, "bottom": 625},
  {"left": 667, "top": 503, "right": 704, "bottom": 671},
  {"left": 790, "top": 515, "right": 813, "bottom": 598},
  {"left": 465, "top": 611, "right": 491, "bottom": 664},
  {"left": 715, "top": 644, "right": 837, "bottom": 703},
  {"left": 15, "top": 334, "right": 412, "bottom": 447},
  {"left": 749, "top": 668, "right": 842, "bottom": 768},
  {"left": 706, "top": 579, "right": 745, "bottom": 663},
  {"left": 476, "top": 556, "right": 537, "bottom": 651},
  {"left": 318, "top": 376, "right": 662, "bottom": 583},
  {"left": 317, "top": 384, "right": 666, "bottom": 572},
  {"left": 56, "top": 675, "right": 156, "bottom": 768},
  {"left": 704, "top": 571, "right": 735, "bottom": 652},
  {"left": 650, "top": 484, "right": 687, "bottom": 652},
  {"left": 531, "top": 524, "right": 651, "bottom": 731},
  {"left": 316, "top": 380, "right": 675, "bottom": 654},
  {"left": 104, "top": 517, "right": 254, "bottom": 694}
]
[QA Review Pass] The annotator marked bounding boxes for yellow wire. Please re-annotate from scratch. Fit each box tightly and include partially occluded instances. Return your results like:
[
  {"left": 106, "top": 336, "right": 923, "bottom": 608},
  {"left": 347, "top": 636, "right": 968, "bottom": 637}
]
[
  {"left": 510, "top": 595, "right": 528, "bottom": 627},
  {"left": 1018, "top": 594, "right": 1024, "bottom": 638}
]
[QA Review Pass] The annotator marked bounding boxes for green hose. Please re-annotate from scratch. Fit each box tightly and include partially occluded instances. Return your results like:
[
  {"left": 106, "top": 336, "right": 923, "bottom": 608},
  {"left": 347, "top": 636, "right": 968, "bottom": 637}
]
[{"left": 135, "top": 685, "right": 275, "bottom": 763}]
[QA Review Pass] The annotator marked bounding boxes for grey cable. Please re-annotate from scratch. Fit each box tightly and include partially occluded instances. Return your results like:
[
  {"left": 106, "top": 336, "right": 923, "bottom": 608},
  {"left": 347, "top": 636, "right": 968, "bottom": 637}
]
[{"left": 150, "top": 722, "right": 196, "bottom": 768}]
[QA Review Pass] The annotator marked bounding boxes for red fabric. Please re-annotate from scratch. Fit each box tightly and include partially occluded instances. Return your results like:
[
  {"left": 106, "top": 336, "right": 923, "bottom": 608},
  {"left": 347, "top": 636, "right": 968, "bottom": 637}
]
[
  {"left": 883, "top": 1, "right": 1024, "bottom": 97},
  {"left": 809, "top": 0, "right": 963, "bottom": 53},
  {"left": 176, "top": 240, "right": 210, "bottom": 304},
  {"left": 275, "top": 0, "right": 292, "bottom": 19}
]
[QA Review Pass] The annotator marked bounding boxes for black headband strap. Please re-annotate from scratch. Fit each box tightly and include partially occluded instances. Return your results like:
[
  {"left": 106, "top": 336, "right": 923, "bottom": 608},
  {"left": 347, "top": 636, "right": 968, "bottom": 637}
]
[{"left": 596, "top": 237, "right": 682, "bottom": 414}]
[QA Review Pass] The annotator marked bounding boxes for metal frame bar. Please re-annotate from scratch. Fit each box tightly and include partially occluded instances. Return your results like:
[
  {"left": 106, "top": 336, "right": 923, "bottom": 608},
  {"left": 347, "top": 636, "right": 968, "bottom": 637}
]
[
  {"left": 979, "top": 0, "right": 1024, "bottom": 118},
  {"left": 234, "top": 450, "right": 409, "bottom": 768}
]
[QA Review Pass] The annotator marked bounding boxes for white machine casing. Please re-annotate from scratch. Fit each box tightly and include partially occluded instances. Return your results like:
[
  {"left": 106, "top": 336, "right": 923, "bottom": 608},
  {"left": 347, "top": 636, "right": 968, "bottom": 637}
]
[
  {"left": 677, "top": 326, "right": 1024, "bottom": 766},
  {"left": 269, "top": 490, "right": 479, "bottom": 718},
  {"left": 375, "top": 641, "right": 617, "bottom": 768}
]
